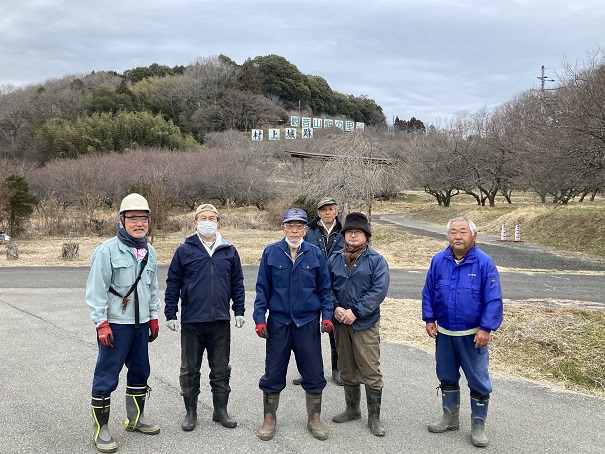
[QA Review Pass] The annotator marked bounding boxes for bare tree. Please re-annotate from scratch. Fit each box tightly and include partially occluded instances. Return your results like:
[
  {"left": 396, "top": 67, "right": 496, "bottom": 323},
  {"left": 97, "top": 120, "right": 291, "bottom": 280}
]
[{"left": 298, "top": 132, "right": 398, "bottom": 220}]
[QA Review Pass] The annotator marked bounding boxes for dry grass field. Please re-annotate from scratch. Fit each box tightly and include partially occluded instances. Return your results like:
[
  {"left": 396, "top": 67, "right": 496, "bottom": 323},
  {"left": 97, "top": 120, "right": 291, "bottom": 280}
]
[{"left": 2, "top": 195, "right": 604, "bottom": 398}]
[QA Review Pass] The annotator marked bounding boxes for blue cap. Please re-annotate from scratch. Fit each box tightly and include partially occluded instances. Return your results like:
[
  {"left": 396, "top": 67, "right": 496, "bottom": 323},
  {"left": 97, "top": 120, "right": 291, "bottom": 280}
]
[{"left": 283, "top": 208, "right": 308, "bottom": 224}]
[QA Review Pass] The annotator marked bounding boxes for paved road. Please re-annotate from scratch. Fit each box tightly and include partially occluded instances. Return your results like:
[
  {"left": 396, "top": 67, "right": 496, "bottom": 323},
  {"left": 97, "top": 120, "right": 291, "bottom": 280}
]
[
  {"left": 1, "top": 270, "right": 604, "bottom": 454},
  {"left": 1, "top": 264, "right": 603, "bottom": 307},
  {"left": 1, "top": 217, "right": 604, "bottom": 453}
]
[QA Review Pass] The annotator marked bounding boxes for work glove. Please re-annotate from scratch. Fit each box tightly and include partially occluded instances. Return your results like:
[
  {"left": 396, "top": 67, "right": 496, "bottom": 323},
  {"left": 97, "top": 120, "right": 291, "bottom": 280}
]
[
  {"left": 255, "top": 323, "right": 268, "bottom": 339},
  {"left": 235, "top": 315, "right": 245, "bottom": 328},
  {"left": 97, "top": 321, "right": 114, "bottom": 348},
  {"left": 149, "top": 318, "right": 159, "bottom": 342},
  {"left": 166, "top": 319, "right": 179, "bottom": 332},
  {"left": 321, "top": 320, "right": 334, "bottom": 334}
]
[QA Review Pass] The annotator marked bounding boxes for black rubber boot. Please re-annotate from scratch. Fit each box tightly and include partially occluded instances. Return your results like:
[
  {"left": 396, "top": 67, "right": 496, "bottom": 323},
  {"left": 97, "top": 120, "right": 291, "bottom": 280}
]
[
  {"left": 91, "top": 394, "right": 117, "bottom": 453},
  {"left": 331, "top": 344, "right": 343, "bottom": 386},
  {"left": 333, "top": 384, "right": 362, "bottom": 423},
  {"left": 212, "top": 392, "right": 237, "bottom": 428},
  {"left": 428, "top": 383, "right": 460, "bottom": 433},
  {"left": 306, "top": 393, "right": 328, "bottom": 441},
  {"left": 181, "top": 395, "right": 197, "bottom": 431},
  {"left": 366, "top": 386, "right": 386, "bottom": 437},
  {"left": 124, "top": 385, "right": 160, "bottom": 435},
  {"left": 258, "top": 393, "right": 279, "bottom": 441}
]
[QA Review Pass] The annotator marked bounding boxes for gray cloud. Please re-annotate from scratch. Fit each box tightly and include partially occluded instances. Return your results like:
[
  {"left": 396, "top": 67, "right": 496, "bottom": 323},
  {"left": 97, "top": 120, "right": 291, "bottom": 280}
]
[{"left": 0, "top": 0, "right": 603, "bottom": 125}]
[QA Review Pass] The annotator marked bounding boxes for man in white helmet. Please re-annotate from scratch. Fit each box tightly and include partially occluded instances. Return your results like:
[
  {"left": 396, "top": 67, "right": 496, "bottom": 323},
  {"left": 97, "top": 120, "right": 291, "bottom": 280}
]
[{"left": 86, "top": 193, "right": 161, "bottom": 453}]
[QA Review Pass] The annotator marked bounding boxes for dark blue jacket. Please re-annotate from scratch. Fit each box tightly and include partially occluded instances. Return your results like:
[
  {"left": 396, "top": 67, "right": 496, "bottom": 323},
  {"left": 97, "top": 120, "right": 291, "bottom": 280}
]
[
  {"left": 164, "top": 234, "right": 245, "bottom": 323},
  {"left": 421, "top": 244, "right": 503, "bottom": 332},
  {"left": 304, "top": 216, "right": 345, "bottom": 261},
  {"left": 253, "top": 238, "right": 333, "bottom": 327},
  {"left": 328, "top": 246, "right": 390, "bottom": 330}
]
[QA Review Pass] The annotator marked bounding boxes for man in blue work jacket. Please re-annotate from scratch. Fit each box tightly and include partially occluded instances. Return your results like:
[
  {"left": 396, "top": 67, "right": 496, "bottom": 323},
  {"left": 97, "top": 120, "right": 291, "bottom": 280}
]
[
  {"left": 253, "top": 207, "right": 334, "bottom": 442},
  {"left": 422, "top": 216, "right": 503, "bottom": 448}
]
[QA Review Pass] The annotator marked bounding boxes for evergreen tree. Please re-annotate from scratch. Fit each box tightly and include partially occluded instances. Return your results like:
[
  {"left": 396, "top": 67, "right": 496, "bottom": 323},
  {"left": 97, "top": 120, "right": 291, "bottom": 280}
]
[{"left": 0, "top": 174, "right": 39, "bottom": 235}]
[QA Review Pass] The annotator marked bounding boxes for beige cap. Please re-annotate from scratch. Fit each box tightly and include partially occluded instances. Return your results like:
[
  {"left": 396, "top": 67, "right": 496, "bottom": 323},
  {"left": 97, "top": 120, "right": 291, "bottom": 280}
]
[{"left": 195, "top": 203, "right": 219, "bottom": 218}]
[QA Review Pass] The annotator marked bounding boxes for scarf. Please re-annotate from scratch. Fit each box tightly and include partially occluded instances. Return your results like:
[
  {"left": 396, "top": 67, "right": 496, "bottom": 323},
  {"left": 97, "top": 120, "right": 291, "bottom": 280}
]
[
  {"left": 344, "top": 242, "right": 367, "bottom": 269},
  {"left": 116, "top": 224, "right": 148, "bottom": 250}
]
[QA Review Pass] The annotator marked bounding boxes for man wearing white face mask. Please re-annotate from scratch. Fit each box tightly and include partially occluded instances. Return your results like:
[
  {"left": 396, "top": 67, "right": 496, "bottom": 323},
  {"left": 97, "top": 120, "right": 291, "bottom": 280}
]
[
  {"left": 253, "top": 208, "right": 334, "bottom": 441},
  {"left": 164, "top": 203, "right": 245, "bottom": 432}
]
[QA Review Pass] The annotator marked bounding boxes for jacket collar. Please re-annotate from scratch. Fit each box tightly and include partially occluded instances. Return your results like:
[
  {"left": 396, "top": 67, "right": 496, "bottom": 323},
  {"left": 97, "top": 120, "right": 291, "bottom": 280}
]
[
  {"left": 308, "top": 215, "right": 343, "bottom": 231},
  {"left": 445, "top": 243, "right": 478, "bottom": 263}
]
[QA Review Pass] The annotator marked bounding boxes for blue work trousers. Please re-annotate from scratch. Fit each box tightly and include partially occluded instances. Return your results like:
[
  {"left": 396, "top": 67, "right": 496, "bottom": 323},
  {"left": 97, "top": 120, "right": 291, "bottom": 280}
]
[
  {"left": 180, "top": 321, "right": 231, "bottom": 397},
  {"left": 435, "top": 332, "right": 492, "bottom": 396},
  {"left": 259, "top": 316, "right": 326, "bottom": 395},
  {"left": 92, "top": 322, "right": 150, "bottom": 396}
]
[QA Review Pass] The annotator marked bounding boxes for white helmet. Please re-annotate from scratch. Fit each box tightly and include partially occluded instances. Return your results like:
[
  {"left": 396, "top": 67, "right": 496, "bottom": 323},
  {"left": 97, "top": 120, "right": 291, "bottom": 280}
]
[{"left": 119, "top": 193, "right": 150, "bottom": 214}]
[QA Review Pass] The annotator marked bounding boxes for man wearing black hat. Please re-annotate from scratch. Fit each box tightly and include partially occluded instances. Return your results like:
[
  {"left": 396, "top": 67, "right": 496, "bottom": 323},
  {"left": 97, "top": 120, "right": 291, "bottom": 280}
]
[
  {"left": 327, "top": 212, "right": 390, "bottom": 437},
  {"left": 292, "top": 196, "right": 345, "bottom": 387}
]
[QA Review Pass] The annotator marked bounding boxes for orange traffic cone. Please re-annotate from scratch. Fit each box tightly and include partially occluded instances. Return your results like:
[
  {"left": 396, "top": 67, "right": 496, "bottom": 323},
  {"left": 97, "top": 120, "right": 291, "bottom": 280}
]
[
  {"left": 498, "top": 222, "right": 509, "bottom": 242},
  {"left": 513, "top": 221, "right": 524, "bottom": 242}
]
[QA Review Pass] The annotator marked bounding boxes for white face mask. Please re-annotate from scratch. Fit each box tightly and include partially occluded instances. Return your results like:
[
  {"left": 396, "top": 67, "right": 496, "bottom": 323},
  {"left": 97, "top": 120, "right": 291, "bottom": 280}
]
[
  {"left": 285, "top": 237, "right": 304, "bottom": 248},
  {"left": 197, "top": 221, "right": 217, "bottom": 238}
]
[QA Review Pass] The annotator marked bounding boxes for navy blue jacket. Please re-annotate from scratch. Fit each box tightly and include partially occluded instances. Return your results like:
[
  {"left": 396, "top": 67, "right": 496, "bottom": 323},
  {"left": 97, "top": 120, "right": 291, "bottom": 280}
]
[
  {"left": 304, "top": 216, "right": 345, "bottom": 261},
  {"left": 253, "top": 238, "right": 333, "bottom": 327},
  {"left": 164, "top": 233, "right": 245, "bottom": 323},
  {"left": 328, "top": 246, "right": 390, "bottom": 330}
]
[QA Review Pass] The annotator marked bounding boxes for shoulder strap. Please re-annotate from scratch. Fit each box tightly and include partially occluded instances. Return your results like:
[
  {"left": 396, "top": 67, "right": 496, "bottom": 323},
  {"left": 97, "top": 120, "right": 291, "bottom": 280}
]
[{"left": 108, "top": 252, "right": 149, "bottom": 299}]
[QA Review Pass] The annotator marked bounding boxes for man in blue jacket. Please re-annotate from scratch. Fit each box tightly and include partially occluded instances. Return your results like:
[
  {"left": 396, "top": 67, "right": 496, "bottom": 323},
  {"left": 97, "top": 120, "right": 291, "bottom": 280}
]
[
  {"left": 164, "top": 203, "right": 245, "bottom": 432},
  {"left": 422, "top": 216, "right": 503, "bottom": 448},
  {"left": 292, "top": 196, "right": 345, "bottom": 386},
  {"left": 328, "top": 212, "right": 390, "bottom": 437},
  {"left": 253, "top": 208, "right": 334, "bottom": 441}
]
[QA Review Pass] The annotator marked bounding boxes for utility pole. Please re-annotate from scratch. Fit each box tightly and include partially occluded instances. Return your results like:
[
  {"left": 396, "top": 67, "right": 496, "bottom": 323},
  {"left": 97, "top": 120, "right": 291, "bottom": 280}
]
[{"left": 537, "top": 65, "right": 554, "bottom": 116}]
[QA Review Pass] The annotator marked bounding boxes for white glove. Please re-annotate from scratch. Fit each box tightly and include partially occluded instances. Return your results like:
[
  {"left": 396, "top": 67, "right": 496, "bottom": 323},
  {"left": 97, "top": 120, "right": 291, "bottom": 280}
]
[
  {"left": 166, "top": 319, "right": 179, "bottom": 332},
  {"left": 234, "top": 315, "right": 245, "bottom": 328}
]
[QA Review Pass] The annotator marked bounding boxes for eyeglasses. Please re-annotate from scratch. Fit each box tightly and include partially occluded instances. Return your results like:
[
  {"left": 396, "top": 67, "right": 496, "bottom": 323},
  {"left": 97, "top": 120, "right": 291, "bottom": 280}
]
[
  {"left": 124, "top": 215, "right": 150, "bottom": 223},
  {"left": 283, "top": 223, "right": 306, "bottom": 230}
]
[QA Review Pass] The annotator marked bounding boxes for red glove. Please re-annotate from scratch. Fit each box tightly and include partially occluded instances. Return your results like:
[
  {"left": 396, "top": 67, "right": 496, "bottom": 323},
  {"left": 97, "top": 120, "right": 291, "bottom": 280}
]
[
  {"left": 255, "top": 323, "right": 268, "bottom": 339},
  {"left": 321, "top": 320, "right": 334, "bottom": 334},
  {"left": 97, "top": 321, "right": 114, "bottom": 348},
  {"left": 149, "top": 319, "right": 159, "bottom": 342}
]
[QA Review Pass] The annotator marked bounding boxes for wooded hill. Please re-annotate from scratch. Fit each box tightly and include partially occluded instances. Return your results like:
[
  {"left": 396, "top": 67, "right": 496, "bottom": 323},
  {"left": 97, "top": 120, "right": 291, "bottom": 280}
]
[{"left": 0, "top": 54, "right": 387, "bottom": 163}]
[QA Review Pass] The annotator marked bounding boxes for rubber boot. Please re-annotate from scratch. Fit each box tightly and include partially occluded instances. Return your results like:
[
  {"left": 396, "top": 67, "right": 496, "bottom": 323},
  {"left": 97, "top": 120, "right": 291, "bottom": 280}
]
[
  {"left": 331, "top": 346, "right": 343, "bottom": 386},
  {"left": 470, "top": 396, "right": 489, "bottom": 447},
  {"left": 258, "top": 393, "right": 279, "bottom": 441},
  {"left": 91, "top": 394, "right": 117, "bottom": 453},
  {"left": 124, "top": 385, "right": 160, "bottom": 435},
  {"left": 428, "top": 384, "right": 460, "bottom": 433},
  {"left": 181, "top": 395, "right": 197, "bottom": 431},
  {"left": 293, "top": 374, "right": 302, "bottom": 385},
  {"left": 332, "top": 384, "right": 362, "bottom": 423},
  {"left": 366, "top": 386, "right": 386, "bottom": 437},
  {"left": 306, "top": 393, "right": 328, "bottom": 440},
  {"left": 212, "top": 392, "right": 237, "bottom": 428},
  {"left": 332, "top": 369, "right": 344, "bottom": 386}
]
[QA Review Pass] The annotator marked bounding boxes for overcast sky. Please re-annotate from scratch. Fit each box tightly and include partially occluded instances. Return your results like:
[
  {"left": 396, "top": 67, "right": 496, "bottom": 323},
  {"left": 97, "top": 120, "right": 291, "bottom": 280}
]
[{"left": 1, "top": 0, "right": 603, "bottom": 125}]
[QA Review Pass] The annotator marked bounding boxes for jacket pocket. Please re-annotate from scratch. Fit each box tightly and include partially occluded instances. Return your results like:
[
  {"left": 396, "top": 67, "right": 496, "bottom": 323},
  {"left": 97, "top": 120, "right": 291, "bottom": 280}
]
[
  {"left": 111, "top": 259, "right": 134, "bottom": 287},
  {"left": 268, "top": 260, "right": 289, "bottom": 288}
]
